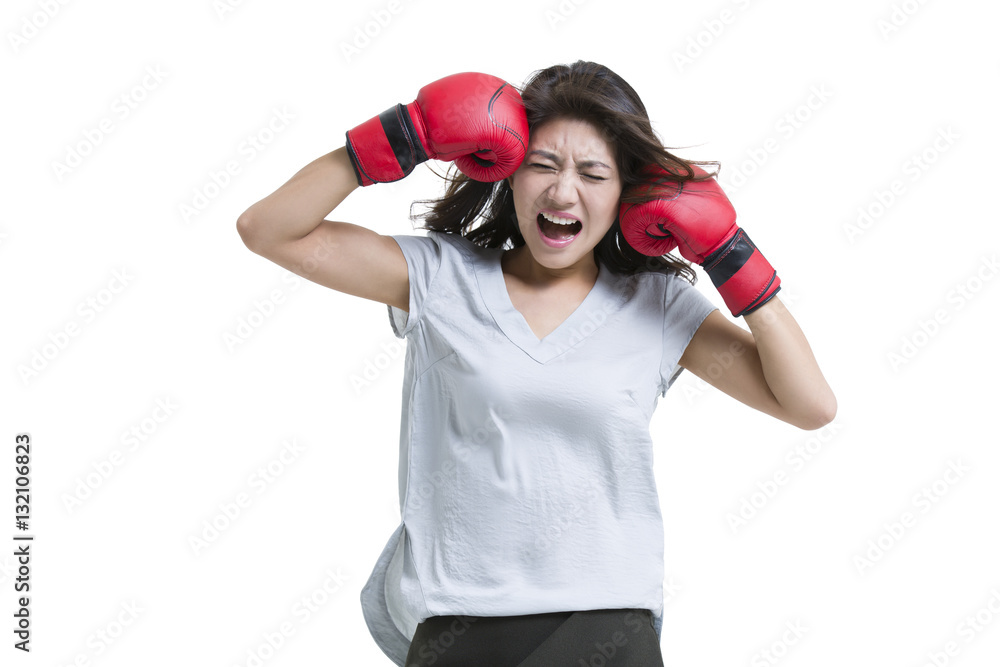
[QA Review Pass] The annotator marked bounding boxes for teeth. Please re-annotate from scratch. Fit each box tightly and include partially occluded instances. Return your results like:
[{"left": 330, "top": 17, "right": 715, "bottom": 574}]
[{"left": 540, "top": 211, "right": 579, "bottom": 226}]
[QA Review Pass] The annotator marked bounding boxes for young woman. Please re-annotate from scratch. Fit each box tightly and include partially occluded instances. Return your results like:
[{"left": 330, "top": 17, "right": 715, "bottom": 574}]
[{"left": 237, "top": 61, "right": 836, "bottom": 667}]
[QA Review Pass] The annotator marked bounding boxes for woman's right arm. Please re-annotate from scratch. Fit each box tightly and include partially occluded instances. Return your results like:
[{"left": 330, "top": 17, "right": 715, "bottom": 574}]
[
  {"left": 235, "top": 146, "right": 411, "bottom": 312},
  {"left": 236, "top": 71, "right": 527, "bottom": 312}
]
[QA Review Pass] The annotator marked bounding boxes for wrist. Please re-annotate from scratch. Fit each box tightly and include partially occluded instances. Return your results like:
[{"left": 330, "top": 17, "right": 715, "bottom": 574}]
[
  {"left": 345, "top": 102, "right": 430, "bottom": 186},
  {"left": 702, "top": 227, "right": 781, "bottom": 317}
]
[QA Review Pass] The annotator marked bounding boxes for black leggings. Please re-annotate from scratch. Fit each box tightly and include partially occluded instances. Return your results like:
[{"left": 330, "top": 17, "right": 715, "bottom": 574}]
[{"left": 404, "top": 608, "right": 664, "bottom": 666}]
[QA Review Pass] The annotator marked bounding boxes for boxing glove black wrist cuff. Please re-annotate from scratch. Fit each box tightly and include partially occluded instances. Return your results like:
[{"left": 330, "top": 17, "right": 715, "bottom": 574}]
[
  {"left": 380, "top": 104, "right": 430, "bottom": 175},
  {"left": 345, "top": 103, "right": 431, "bottom": 186},
  {"left": 701, "top": 228, "right": 782, "bottom": 317},
  {"left": 702, "top": 229, "right": 754, "bottom": 287}
]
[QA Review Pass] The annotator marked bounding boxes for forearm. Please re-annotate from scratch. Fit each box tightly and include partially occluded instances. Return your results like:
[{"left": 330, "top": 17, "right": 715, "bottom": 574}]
[
  {"left": 237, "top": 146, "right": 359, "bottom": 249},
  {"left": 743, "top": 296, "right": 837, "bottom": 428}
]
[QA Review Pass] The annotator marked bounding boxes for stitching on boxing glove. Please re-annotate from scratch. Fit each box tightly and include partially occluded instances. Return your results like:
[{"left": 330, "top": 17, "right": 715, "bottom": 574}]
[
  {"left": 392, "top": 104, "right": 430, "bottom": 173},
  {"left": 487, "top": 84, "right": 527, "bottom": 151},
  {"left": 702, "top": 230, "right": 746, "bottom": 278},
  {"left": 735, "top": 277, "right": 781, "bottom": 317}
]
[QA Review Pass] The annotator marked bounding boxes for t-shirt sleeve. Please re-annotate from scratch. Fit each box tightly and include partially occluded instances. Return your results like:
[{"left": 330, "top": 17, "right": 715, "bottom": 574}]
[
  {"left": 386, "top": 232, "right": 445, "bottom": 339},
  {"left": 659, "top": 274, "right": 719, "bottom": 396}
]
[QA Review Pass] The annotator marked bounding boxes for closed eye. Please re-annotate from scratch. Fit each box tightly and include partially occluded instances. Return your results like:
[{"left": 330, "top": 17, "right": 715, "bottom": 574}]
[{"left": 530, "top": 163, "right": 607, "bottom": 181}]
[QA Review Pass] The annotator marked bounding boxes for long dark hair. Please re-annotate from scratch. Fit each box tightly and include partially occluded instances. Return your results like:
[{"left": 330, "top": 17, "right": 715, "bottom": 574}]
[{"left": 410, "top": 60, "right": 721, "bottom": 284}]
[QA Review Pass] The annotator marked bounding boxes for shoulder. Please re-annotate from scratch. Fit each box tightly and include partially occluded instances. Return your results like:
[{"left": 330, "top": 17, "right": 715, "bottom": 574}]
[
  {"left": 390, "top": 229, "right": 479, "bottom": 260},
  {"left": 424, "top": 230, "right": 501, "bottom": 268},
  {"left": 613, "top": 267, "right": 715, "bottom": 319},
  {"left": 428, "top": 229, "right": 488, "bottom": 253},
  {"left": 609, "top": 265, "right": 695, "bottom": 295},
  {"left": 636, "top": 267, "right": 701, "bottom": 297}
]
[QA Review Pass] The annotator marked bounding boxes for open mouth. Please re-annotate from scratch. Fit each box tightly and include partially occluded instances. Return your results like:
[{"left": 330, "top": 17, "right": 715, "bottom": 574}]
[{"left": 537, "top": 211, "right": 582, "bottom": 241}]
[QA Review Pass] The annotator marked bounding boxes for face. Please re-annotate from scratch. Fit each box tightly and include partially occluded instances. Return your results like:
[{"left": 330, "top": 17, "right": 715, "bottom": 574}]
[{"left": 507, "top": 117, "right": 623, "bottom": 272}]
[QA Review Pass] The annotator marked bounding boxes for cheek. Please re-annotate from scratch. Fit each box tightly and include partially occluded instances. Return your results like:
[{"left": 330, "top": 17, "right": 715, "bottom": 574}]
[
  {"left": 608, "top": 188, "right": 624, "bottom": 218},
  {"left": 512, "top": 200, "right": 534, "bottom": 229},
  {"left": 598, "top": 192, "right": 623, "bottom": 223}
]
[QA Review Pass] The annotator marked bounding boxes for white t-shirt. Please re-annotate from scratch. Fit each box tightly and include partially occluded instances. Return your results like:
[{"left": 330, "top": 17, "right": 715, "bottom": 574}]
[{"left": 360, "top": 230, "right": 717, "bottom": 665}]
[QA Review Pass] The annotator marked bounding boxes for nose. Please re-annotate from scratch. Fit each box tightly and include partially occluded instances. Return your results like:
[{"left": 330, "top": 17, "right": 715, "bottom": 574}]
[{"left": 544, "top": 169, "right": 579, "bottom": 208}]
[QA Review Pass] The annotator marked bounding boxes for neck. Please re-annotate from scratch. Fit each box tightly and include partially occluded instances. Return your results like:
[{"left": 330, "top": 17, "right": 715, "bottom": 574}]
[{"left": 502, "top": 245, "right": 600, "bottom": 291}]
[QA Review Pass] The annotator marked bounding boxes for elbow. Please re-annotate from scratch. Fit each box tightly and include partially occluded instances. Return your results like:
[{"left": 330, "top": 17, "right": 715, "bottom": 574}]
[
  {"left": 794, "top": 393, "right": 838, "bottom": 431},
  {"left": 236, "top": 213, "right": 261, "bottom": 252}
]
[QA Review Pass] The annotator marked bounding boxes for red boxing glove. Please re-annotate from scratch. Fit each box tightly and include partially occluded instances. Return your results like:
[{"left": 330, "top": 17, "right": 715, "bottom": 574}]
[
  {"left": 345, "top": 72, "right": 528, "bottom": 186},
  {"left": 619, "top": 164, "right": 781, "bottom": 317}
]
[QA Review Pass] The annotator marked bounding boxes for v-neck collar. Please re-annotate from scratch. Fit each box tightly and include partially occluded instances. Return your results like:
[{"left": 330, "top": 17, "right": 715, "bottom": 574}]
[{"left": 476, "top": 246, "right": 624, "bottom": 364}]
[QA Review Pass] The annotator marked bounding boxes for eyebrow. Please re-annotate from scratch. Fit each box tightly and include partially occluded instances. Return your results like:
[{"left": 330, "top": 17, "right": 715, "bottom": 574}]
[{"left": 527, "top": 150, "right": 613, "bottom": 170}]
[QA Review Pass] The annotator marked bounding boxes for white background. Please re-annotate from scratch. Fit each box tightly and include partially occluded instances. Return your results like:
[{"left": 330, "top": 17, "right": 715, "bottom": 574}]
[{"left": 4, "top": 0, "right": 1000, "bottom": 665}]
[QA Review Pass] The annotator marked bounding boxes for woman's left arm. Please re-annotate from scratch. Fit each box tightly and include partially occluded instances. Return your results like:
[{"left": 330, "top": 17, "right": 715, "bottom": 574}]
[
  {"left": 618, "top": 163, "right": 836, "bottom": 429},
  {"left": 679, "top": 297, "right": 837, "bottom": 430}
]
